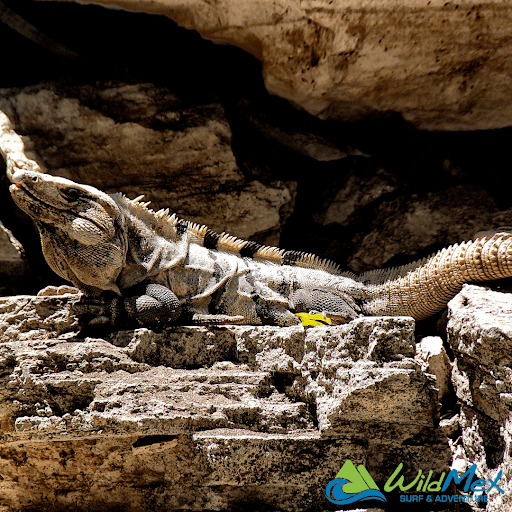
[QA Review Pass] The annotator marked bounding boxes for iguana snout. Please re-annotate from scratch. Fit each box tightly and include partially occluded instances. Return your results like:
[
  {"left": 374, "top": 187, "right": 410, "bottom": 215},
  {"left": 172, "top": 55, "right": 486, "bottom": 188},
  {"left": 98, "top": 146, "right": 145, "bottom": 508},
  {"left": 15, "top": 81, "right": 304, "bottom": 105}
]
[
  {"left": 10, "top": 169, "right": 109, "bottom": 211},
  {"left": 9, "top": 169, "right": 123, "bottom": 235}
]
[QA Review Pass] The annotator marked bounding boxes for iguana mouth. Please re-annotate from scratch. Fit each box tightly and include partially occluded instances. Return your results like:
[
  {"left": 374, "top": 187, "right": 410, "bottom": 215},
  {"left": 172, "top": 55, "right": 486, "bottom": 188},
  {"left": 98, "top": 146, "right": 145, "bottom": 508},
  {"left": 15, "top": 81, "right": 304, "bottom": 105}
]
[
  {"left": 11, "top": 182, "right": 42, "bottom": 201},
  {"left": 10, "top": 182, "right": 68, "bottom": 211},
  {"left": 11, "top": 180, "right": 121, "bottom": 240}
]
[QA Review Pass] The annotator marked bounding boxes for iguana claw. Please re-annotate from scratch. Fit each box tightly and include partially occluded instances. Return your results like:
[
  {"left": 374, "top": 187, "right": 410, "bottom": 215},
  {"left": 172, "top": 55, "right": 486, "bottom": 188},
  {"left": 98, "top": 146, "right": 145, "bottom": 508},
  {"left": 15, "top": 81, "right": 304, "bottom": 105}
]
[{"left": 70, "top": 294, "right": 123, "bottom": 327}]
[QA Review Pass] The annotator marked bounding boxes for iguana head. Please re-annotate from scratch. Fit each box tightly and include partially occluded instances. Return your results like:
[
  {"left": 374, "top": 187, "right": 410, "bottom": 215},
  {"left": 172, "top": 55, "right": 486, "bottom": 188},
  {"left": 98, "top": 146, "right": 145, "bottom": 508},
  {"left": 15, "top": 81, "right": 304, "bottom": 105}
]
[{"left": 9, "top": 169, "right": 127, "bottom": 296}]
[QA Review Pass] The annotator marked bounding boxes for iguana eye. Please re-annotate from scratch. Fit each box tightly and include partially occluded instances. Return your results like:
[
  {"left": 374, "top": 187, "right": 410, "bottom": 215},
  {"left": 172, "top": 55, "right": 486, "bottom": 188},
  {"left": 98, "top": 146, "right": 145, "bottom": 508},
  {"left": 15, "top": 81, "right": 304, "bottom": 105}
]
[
  {"left": 31, "top": 175, "right": 39, "bottom": 182},
  {"left": 62, "top": 188, "right": 81, "bottom": 201}
]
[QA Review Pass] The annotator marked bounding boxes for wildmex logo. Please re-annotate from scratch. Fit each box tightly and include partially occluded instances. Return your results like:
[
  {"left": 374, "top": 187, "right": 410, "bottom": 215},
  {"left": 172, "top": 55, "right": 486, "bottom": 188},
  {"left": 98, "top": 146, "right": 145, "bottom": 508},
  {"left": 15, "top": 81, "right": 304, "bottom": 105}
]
[
  {"left": 324, "top": 460, "right": 386, "bottom": 505},
  {"left": 325, "top": 460, "right": 505, "bottom": 506}
]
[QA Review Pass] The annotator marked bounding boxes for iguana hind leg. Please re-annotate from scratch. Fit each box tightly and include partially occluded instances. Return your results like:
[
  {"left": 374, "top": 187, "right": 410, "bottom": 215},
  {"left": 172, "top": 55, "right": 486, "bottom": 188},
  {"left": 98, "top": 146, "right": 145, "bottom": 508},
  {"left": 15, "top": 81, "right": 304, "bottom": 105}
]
[
  {"left": 124, "top": 283, "right": 182, "bottom": 326},
  {"left": 289, "top": 287, "right": 362, "bottom": 324}
]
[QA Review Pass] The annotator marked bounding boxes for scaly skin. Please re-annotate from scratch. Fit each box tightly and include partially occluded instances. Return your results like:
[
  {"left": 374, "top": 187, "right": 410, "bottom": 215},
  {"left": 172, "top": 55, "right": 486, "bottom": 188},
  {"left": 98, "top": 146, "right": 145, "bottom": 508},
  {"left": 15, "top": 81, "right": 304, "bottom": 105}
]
[
  {"left": 361, "top": 237, "right": 512, "bottom": 320},
  {"left": 3, "top": 110, "right": 512, "bottom": 326},
  {"left": 8, "top": 167, "right": 512, "bottom": 326}
]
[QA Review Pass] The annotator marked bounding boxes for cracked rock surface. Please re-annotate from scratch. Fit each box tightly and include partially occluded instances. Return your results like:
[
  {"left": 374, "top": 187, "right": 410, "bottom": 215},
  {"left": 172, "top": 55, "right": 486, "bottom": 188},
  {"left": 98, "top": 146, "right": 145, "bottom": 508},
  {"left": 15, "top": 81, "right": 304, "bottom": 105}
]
[
  {"left": 448, "top": 285, "right": 512, "bottom": 512},
  {"left": 0, "top": 293, "right": 451, "bottom": 511}
]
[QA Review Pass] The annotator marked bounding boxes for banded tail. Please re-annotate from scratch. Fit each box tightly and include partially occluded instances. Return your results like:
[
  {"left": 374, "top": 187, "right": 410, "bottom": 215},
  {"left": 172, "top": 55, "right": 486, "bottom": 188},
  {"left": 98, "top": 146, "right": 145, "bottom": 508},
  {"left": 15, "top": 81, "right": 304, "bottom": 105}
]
[{"left": 361, "top": 230, "right": 512, "bottom": 320}]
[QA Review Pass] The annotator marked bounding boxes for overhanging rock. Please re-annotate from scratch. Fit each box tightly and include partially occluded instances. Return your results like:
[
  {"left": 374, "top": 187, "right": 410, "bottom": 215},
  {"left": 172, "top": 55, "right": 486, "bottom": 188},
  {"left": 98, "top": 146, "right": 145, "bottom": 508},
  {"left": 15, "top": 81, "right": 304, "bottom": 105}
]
[{"left": 40, "top": 0, "right": 512, "bottom": 130}]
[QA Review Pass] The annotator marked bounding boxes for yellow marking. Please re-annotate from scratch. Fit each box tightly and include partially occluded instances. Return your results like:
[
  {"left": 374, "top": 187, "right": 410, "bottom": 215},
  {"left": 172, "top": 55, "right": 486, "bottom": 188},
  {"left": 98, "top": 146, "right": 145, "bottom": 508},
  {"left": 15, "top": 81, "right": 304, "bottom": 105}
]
[{"left": 295, "top": 312, "right": 332, "bottom": 327}]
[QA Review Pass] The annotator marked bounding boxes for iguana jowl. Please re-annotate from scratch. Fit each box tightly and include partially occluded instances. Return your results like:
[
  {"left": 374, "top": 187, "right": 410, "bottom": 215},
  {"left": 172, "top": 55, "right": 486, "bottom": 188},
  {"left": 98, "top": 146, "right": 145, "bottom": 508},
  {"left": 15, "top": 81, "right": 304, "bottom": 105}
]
[{"left": 8, "top": 168, "right": 512, "bottom": 327}]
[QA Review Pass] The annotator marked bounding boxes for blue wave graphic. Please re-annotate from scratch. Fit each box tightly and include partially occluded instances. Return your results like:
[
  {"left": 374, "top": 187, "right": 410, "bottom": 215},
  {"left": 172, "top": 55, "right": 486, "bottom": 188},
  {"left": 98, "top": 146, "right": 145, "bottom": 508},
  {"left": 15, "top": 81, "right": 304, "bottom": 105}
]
[{"left": 324, "top": 479, "right": 387, "bottom": 505}]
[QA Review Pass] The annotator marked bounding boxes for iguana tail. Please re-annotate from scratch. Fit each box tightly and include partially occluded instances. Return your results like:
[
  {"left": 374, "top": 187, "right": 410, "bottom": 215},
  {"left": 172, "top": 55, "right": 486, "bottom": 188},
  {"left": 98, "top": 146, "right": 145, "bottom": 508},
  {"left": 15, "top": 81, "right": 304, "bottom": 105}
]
[{"left": 361, "top": 231, "right": 512, "bottom": 320}]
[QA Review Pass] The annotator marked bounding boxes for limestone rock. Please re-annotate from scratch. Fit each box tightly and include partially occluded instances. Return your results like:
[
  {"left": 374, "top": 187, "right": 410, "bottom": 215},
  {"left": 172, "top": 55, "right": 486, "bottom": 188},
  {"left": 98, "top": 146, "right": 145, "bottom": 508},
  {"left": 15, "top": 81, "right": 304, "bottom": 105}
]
[
  {"left": 297, "top": 317, "right": 439, "bottom": 437},
  {"left": 447, "top": 284, "right": 512, "bottom": 512},
  {"left": 234, "top": 98, "right": 347, "bottom": 162},
  {"left": 312, "top": 168, "right": 397, "bottom": 227},
  {"left": 348, "top": 184, "right": 500, "bottom": 273},
  {"left": 0, "top": 81, "right": 295, "bottom": 243},
  {"left": 415, "top": 336, "right": 452, "bottom": 404},
  {"left": 448, "top": 285, "right": 512, "bottom": 422},
  {"left": 49, "top": 0, "right": 512, "bottom": 131},
  {"left": 0, "top": 221, "right": 26, "bottom": 295},
  {"left": 0, "top": 293, "right": 451, "bottom": 510}
]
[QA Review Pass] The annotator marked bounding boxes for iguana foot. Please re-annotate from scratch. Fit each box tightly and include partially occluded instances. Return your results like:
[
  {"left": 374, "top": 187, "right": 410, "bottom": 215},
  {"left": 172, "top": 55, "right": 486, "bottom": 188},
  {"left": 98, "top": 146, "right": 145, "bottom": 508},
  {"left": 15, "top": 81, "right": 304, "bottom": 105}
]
[
  {"left": 255, "top": 303, "right": 301, "bottom": 326},
  {"left": 289, "top": 287, "right": 362, "bottom": 324},
  {"left": 71, "top": 283, "right": 182, "bottom": 328},
  {"left": 71, "top": 293, "right": 123, "bottom": 327}
]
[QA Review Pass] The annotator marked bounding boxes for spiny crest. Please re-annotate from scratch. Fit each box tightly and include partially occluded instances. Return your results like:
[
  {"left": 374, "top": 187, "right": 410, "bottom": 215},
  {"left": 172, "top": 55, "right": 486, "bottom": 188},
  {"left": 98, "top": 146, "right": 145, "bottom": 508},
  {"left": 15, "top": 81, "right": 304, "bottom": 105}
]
[
  {"left": 361, "top": 232, "right": 512, "bottom": 287},
  {"left": 112, "top": 192, "right": 344, "bottom": 274},
  {"left": 187, "top": 221, "right": 209, "bottom": 244},
  {"left": 360, "top": 257, "right": 429, "bottom": 285},
  {"left": 254, "top": 245, "right": 285, "bottom": 261},
  {"left": 111, "top": 192, "right": 181, "bottom": 241},
  {"left": 218, "top": 233, "right": 247, "bottom": 251}
]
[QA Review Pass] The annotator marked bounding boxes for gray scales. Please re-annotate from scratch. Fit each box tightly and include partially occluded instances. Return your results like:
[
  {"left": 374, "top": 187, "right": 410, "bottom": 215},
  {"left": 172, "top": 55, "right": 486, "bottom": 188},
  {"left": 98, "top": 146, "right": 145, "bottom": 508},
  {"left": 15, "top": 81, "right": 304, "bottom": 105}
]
[
  {"left": 2, "top": 109, "right": 512, "bottom": 328},
  {"left": 7, "top": 168, "right": 512, "bottom": 329}
]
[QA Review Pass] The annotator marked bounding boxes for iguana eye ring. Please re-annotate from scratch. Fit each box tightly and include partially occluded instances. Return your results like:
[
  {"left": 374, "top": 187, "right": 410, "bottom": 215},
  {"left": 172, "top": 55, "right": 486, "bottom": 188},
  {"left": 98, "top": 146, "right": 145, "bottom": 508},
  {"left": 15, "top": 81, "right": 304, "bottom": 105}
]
[{"left": 31, "top": 175, "right": 39, "bottom": 182}]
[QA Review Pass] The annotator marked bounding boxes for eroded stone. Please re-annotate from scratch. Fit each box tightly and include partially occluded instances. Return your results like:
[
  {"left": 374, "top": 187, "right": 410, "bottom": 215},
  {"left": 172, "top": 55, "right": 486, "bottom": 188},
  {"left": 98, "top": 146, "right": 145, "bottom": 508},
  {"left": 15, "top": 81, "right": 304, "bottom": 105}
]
[{"left": 0, "top": 293, "right": 451, "bottom": 511}]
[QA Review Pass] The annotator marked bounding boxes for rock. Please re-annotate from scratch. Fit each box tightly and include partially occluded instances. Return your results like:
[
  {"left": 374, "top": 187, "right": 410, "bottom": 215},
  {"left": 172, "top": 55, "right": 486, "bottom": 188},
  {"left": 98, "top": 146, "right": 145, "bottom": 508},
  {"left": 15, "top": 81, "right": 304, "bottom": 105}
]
[
  {"left": 0, "top": 293, "right": 80, "bottom": 342},
  {"left": 457, "top": 406, "right": 511, "bottom": 512},
  {"left": 47, "top": 0, "right": 512, "bottom": 131},
  {"left": 347, "top": 184, "right": 500, "bottom": 272},
  {"left": 439, "top": 414, "right": 460, "bottom": 439},
  {"left": 0, "top": 0, "right": 81, "bottom": 61},
  {"left": 415, "top": 336, "right": 452, "bottom": 404},
  {"left": 448, "top": 285, "right": 512, "bottom": 422},
  {"left": 0, "top": 220, "right": 27, "bottom": 295},
  {"left": 297, "top": 317, "right": 440, "bottom": 438},
  {"left": 0, "top": 294, "right": 451, "bottom": 510},
  {"left": 0, "top": 82, "right": 295, "bottom": 244},
  {"left": 447, "top": 284, "right": 512, "bottom": 512},
  {"left": 37, "top": 285, "right": 80, "bottom": 296},
  {"left": 312, "top": 168, "right": 397, "bottom": 227},
  {"left": 234, "top": 98, "right": 347, "bottom": 162}
]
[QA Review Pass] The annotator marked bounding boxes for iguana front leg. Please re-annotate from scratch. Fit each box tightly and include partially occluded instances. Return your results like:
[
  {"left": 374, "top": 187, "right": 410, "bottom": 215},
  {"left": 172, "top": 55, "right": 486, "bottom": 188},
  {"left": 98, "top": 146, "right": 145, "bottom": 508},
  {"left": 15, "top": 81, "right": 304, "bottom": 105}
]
[
  {"left": 73, "top": 283, "right": 182, "bottom": 328},
  {"left": 289, "top": 287, "right": 363, "bottom": 325}
]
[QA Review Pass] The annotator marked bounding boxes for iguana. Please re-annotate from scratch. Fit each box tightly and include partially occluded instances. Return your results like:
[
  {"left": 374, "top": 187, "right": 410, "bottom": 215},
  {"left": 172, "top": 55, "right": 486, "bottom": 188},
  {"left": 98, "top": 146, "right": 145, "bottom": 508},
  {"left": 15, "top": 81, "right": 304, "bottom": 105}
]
[
  {"left": 7, "top": 166, "right": 512, "bottom": 328},
  {"left": 2, "top": 111, "right": 512, "bottom": 328}
]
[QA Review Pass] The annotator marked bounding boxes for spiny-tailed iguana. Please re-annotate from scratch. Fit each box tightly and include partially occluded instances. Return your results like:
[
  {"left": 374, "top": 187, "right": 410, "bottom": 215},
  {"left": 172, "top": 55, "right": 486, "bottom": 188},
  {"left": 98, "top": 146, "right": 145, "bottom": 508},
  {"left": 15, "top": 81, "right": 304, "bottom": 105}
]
[
  {"left": 7, "top": 167, "right": 512, "bottom": 328},
  {"left": 2, "top": 109, "right": 510, "bottom": 328}
]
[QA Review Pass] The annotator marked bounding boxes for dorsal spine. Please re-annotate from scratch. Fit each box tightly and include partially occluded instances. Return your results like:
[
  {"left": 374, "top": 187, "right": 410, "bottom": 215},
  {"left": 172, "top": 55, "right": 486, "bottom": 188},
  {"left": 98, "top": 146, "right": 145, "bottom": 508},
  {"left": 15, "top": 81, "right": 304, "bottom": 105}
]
[{"left": 113, "top": 193, "right": 346, "bottom": 275}]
